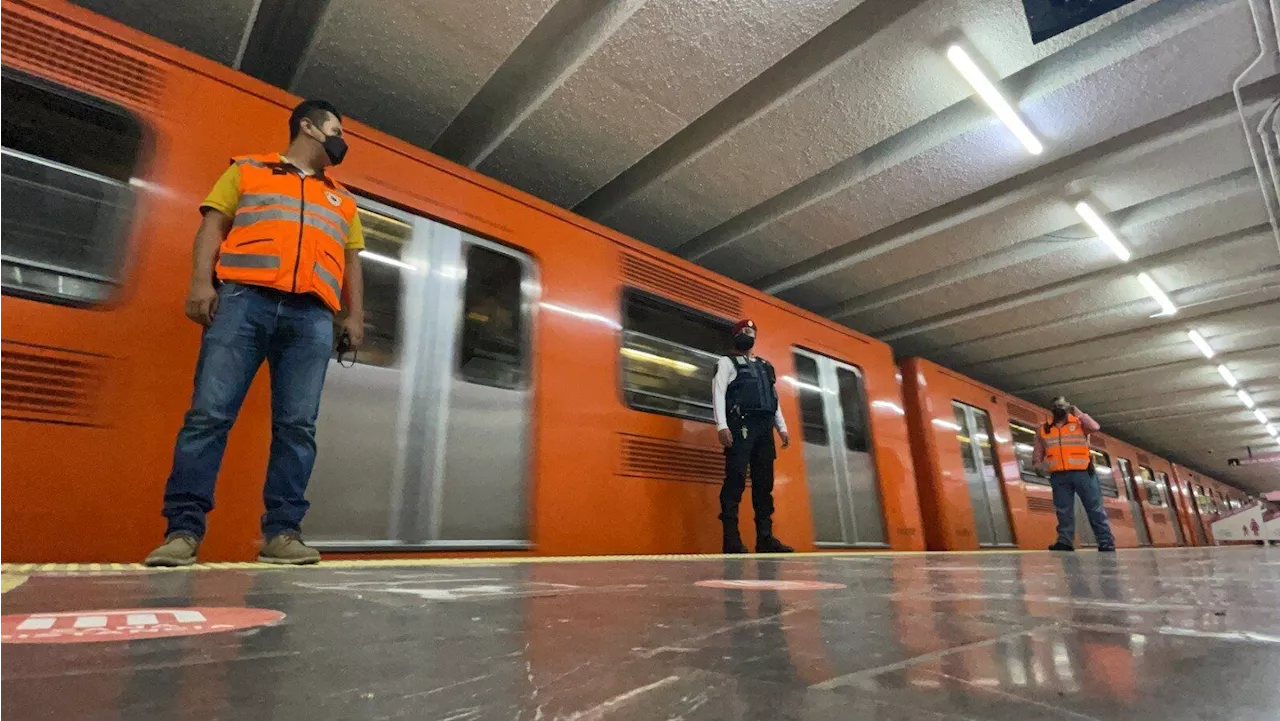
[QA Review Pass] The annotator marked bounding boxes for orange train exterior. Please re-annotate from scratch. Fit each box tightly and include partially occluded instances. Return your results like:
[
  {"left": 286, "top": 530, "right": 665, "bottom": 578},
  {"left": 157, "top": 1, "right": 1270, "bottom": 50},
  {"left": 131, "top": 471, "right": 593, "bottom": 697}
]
[
  {"left": 898, "top": 357, "right": 1225, "bottom": 551},
  {"left": 0, "top": 0, "right": 925, "bottom": 562}
]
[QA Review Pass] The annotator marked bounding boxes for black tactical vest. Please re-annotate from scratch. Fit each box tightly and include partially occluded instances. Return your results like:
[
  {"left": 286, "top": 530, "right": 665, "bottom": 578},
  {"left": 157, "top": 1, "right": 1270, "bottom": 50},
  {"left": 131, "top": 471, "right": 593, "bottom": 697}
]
[{"left": 725, "top": 355, "right": 778, "bottom": 415}]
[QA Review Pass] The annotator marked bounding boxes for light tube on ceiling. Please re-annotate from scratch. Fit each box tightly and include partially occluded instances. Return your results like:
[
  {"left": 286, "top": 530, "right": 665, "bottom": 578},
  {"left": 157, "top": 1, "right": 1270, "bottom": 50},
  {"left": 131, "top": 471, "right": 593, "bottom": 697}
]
[
  {"left": 1074, "top": 202, "right": 1132, "bottom": 261},
  {"left": 946, "top": 45, "right": 1043, "bottom": 155}
]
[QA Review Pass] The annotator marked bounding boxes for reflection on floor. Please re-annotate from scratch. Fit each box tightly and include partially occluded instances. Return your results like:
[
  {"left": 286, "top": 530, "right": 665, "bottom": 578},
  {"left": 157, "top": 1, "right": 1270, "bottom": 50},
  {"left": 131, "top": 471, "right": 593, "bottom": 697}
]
[{"left": 2, "top": 548, "right": 1279, "bottom": 720}]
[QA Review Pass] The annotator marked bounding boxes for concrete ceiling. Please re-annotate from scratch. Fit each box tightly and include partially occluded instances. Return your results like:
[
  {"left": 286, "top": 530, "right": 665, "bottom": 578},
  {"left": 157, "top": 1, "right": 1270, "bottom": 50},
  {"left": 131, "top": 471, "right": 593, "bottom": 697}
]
[{"left": 77, "top": 0, "right": 1280, "bottom": 493}]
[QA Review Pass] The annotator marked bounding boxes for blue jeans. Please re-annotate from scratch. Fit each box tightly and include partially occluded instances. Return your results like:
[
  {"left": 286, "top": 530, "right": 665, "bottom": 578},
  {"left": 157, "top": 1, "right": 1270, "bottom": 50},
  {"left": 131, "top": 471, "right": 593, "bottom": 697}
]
[
  {"left": 1050, "top": 469, "right": 1115, "bottom": 548},
  {"left": 162, "top": 283, "right": 334, "bottom": 539}
]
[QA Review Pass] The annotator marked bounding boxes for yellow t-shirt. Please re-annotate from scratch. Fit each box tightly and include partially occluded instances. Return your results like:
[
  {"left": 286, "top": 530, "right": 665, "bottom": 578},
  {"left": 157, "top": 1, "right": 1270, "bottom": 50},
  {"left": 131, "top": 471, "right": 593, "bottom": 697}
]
[{"left": 199, "top": 164, "right": 365, "bottom": 250}]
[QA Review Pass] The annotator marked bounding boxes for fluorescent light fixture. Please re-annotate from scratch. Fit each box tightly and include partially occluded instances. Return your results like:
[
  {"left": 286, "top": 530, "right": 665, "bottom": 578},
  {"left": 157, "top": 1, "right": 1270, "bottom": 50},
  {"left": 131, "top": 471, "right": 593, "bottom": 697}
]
[
  {"left": 1237, "top": 389, "right": 1255, "bottom": 409},
  {"left": 1253, "top": 408, "right": 1269, "bottom": 424},
  {"left": 1217, "top": 364, "right": 1238, "bottom": 387},
  {"left": 359, "top": 250, "right": 414, "bottom": 270},
  {"left": 1074, "top": 202, "right": 1131, "bottom": 261},
  {"left": 1136, "top": 272, "right": 1177, "bottom": 316},
  {"left": 1266, "top": 423, "right": 1277, "bottom": 437},
  {"left": 1186, "top": 329, "right": 1215, "bottom": 358},
  {"left": 946, "top": 45, "right": 1043, "bottom": 155}
]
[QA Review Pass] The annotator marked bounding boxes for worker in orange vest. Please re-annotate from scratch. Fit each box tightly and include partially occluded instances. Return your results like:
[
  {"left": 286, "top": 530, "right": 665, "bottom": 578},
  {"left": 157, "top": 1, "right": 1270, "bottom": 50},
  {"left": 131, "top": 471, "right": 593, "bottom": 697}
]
[
  {"left": 145, "top": 100, "right": 365, "bottom": 567},
  {"left": 1033, "top": 396, "right": 1115, "bottom": 552}
]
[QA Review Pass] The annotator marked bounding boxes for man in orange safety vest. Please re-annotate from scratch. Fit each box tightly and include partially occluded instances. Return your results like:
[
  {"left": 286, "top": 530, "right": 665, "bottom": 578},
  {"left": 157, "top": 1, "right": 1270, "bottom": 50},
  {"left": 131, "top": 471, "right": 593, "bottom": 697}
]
[
  {"left": 145, "top": 99, "right": 365, "bottom": 567},
  {"left": 1034, "top": 396, "right": 1115, "bottom": 552}
]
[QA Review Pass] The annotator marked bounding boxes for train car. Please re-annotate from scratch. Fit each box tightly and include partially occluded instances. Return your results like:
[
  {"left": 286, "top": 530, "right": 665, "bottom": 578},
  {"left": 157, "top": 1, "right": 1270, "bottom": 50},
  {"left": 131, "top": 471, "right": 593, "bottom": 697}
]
[
  {"left": 0, "top": 0, "right": 925, "bottom": 563},
  {"left": 899, "top": 357, "right": 1190, "bottom": 551}
]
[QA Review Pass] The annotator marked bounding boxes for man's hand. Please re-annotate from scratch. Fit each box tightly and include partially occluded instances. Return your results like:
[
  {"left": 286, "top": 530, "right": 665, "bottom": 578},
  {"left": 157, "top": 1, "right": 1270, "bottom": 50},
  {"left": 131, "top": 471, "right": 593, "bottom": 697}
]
[
  {"left": 340, "top": 312, "right": 365, "bottom": 349},
  {"left": 1069, "top": 405, "right": 1080, "bottom": 416},
  {"left": 779, "top": 430, "right": 791, "bottom": 449},
  {"left": 185, "top": 281, "right": 218, "bottom": 326},
  {"left": 718, "top": 428, "right": 733, "bottom": 448}
]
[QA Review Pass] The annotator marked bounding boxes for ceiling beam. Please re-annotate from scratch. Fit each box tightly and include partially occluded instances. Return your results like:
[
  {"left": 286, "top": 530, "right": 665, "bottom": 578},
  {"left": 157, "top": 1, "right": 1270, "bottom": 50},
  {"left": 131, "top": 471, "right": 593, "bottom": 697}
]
[
  {"left": 236, "top": 0, "right": 332, "bottom": 91},
  {"left": 430, "top": 0, "right": 647, "bottom": 167}
]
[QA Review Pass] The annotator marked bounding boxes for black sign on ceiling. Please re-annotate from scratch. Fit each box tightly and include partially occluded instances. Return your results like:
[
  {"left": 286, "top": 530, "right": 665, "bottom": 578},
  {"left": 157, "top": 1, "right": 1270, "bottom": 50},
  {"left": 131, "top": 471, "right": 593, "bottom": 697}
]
[{"left": 1021, "top": 0, "right": 1143, "bottom": 44}]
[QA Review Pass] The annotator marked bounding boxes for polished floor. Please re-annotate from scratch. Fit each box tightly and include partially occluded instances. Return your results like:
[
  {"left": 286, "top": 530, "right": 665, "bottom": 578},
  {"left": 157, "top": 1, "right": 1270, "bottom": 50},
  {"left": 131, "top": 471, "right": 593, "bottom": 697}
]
[{"left": 2, "top": 548, "right": 1279, "bottom": 720}]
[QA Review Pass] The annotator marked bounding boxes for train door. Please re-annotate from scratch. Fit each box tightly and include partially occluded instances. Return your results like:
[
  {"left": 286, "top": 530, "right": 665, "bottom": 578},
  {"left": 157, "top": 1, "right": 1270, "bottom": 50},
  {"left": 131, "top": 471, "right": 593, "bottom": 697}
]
[
  {"left": 1158, "top": 471, "right": 1187, "bottom": 545},
  {"left": 304, "top": 198, "right": 536, "bottom": 550},
  {"left": 1117, "top": 458, "right": 1151, "bottom": 546},
  {"left": 791, "top": 349, "right": 887, "bottom": 547},
  {"left": 950, "top": 402, "right": 1016, "bottom": 547}
]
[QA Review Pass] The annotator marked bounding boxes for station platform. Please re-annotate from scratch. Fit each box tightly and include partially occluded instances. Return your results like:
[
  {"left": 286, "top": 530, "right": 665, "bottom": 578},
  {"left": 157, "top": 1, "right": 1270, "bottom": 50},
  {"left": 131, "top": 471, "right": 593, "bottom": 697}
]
[{"left": 2, "top": 548, "right": 1278, "bottom": 720}]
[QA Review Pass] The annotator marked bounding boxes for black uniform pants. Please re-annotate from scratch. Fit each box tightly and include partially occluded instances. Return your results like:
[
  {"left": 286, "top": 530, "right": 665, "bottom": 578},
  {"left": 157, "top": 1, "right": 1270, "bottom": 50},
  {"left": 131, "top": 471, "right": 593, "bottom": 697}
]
[{"left": 719, "top": 411, "right": 777, "bottom": 525}]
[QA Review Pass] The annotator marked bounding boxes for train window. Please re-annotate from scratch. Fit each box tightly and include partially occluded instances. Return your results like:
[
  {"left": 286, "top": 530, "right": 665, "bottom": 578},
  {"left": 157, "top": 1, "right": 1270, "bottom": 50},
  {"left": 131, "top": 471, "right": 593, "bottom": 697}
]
[
  {"left": 835, "top": 367, "right": 870, "bottom": 452},
  {"left": 1137, "top": 466, "right": 1166, "bottom": 507},
  {"left": 346, "top": 207, "right": 410, "bottom": 368},
  {"left": 793, "top": 354, "right": 828, "bottom": 446},
  {"left": 620, "top": 290, "right": 729, "bottom": 422},
  {"left": 1009, "top": 421, "right": 1049, "bottom": 485},
  {"left": 1194, "top": 486, "right": 1213, "bottom": 514},
  {"left": 1090, "top": 449, "right": 1120, "bottom": 498},
  {"left": 952, "top": 405, "right": 979, "bottom": 473},
  {"left": 1, "top": 74, "right": 142, "bottom": 305},
  {"left": 457, "top": 245, "right": 527, "bottom": 389}
]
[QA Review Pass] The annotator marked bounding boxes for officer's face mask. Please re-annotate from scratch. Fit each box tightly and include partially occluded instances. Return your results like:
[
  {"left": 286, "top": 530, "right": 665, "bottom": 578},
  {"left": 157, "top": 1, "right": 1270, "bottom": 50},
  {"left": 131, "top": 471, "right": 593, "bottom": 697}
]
[
  {"left": 309, "top": 121, "right": 348, "bottom": 165},
  {"left": 733, "top": 333, "right": 755, "bottom": 352},
  {"left": 1052, "top": 407, "right": 1067, "bottom": 422}
]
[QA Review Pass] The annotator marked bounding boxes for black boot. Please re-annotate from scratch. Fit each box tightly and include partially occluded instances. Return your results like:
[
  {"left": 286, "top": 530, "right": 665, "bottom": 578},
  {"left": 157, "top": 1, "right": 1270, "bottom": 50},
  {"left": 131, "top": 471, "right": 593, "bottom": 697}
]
[
  {"left": 722, "top": 520, "right": 748, "bottom": 554},
  {"left": 755, "top": 519, "right": 793, "bottom": 554}
]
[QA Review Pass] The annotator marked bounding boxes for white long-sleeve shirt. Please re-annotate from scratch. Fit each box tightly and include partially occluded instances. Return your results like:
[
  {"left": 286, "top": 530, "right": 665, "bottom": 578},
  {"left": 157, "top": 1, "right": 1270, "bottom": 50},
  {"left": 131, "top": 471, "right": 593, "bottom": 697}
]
[{"left": 711, "top": 356, "right": 788, "bottom": 434}]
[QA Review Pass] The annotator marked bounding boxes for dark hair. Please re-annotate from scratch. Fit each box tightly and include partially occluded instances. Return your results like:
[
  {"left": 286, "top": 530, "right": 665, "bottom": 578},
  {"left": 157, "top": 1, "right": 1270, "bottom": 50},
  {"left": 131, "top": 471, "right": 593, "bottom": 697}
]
[{"left": 289, "top": 99, "right": 341, "bottom": 140}]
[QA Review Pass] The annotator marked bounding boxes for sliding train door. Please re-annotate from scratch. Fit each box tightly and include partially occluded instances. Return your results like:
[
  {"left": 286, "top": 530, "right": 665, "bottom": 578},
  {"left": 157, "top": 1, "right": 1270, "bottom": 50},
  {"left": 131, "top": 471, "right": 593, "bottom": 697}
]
[
  {"left": 792, "top": 349, "right": 887, "bottom": 547},
  {"left": 1159, "top": 471, "right": 1187, "bottom": 545},
  {"left": 1117, "top": 458, "right": 1151, "bottom": 546},
  {"left": 951, "top": 402, "right": 1016, "bottom": 547},
  {"left": 304, "top": 197, "right": 536, "bottom": 550}
]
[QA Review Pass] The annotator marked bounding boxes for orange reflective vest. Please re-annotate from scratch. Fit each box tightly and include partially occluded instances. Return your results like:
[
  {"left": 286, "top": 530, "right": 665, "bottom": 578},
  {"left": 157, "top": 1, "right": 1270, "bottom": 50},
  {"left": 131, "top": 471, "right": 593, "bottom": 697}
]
[
  {"left": 1040, "top": 414, "right": 1091, "bottom": 473},
  {"left": 215, "top": 153, "right": 357, "bottom": 312}
]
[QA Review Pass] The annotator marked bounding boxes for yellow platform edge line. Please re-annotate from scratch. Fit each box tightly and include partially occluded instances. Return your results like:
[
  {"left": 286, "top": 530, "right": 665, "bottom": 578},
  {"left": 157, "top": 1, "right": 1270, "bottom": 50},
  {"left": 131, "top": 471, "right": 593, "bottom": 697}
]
[{"left": 2, "top": 547, "right": 1205, "bottom": 575}]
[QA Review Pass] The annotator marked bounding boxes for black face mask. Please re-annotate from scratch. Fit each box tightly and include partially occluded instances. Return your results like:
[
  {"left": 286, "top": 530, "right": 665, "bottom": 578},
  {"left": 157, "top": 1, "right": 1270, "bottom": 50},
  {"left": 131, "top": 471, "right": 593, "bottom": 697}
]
[
  {"left": 1052, "top": 408, "right": 1067, "bottom": 422},
  {"left": 733, "top": 334, "right": 755, "bottom": 352},
  {"left": 321, "top": 133, "right": 348, "bottom": 165}
]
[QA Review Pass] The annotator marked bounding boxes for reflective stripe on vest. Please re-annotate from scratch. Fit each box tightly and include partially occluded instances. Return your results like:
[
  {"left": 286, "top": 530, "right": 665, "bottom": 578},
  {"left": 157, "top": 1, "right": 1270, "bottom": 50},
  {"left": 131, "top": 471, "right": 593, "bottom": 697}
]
[
  {"left": 237, "top": 193, "right": 351, "bottom": 236},
  {"left": 215, "top": 153, "right": 357, "bottom": 313},
  {"left": 312, "top": 262, "right": 341, "bottom": 298},
  {"left": 219, "top": 252, "right": 280, "bottom": 269},
  {"left": 1040, "top": 414, "right": 1091, "bottom": 472}
]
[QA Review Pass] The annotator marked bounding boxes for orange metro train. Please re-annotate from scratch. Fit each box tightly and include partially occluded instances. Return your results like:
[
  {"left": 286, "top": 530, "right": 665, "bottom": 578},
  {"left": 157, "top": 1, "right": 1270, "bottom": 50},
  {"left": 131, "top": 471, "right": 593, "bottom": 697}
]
[{"left": 0, "top": 0, "right": 1250, "bottom": 563}]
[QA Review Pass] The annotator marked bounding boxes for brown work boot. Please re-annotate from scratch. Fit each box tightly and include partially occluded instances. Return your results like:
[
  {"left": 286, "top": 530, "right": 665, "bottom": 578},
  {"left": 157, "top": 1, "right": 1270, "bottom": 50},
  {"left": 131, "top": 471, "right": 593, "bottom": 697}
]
[
  {"left": 258, "top": 530, "right": 320, "bottom": 565},
  {"left": 144, "top": 532, "right": 200, "bottom": 567}
]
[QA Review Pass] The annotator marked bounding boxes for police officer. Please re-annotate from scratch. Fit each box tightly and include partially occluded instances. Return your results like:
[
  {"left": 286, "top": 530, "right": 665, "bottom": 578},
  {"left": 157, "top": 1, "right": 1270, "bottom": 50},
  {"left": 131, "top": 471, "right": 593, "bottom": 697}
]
[{"left": 712, "top": 319, "right": 793, "bottom": 554}]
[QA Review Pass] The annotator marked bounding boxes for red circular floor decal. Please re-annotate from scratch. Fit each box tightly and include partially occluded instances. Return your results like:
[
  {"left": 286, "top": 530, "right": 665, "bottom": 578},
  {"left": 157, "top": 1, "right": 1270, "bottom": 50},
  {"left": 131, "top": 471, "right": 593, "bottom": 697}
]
[
  {"left": 696, "top": 579, "right": 846, "bottom": 591},
  {"left": 1, "top": 607, "right": 285, "bottom": 644}
]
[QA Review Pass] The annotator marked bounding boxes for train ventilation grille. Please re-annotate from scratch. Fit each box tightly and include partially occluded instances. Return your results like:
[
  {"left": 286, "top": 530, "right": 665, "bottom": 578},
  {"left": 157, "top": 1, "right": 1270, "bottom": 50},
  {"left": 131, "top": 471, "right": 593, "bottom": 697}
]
[
  {"left": 1006, "top": 403, "right": 1040, "bottom": 425},
  {"left": 1, "top": 341, "right": 107, "bottom": 426},
  {"left": 1, "top": 8, "right": 163, "bottom": 109},
  {"left": 1150, "top": 512, "right": 1167, "bottom": 525},
  {"left": 621, "top": 253, "right": 742, "bottom": 318},
  {"left": 1106, "top": 507, "right": 1125, "bottom": 522},
  {"left": 618, "top": 433, "right": 722, "bottom": 484},
  {"left": 1026, "top": 496, "right": 1056, "bottom": 514}
]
